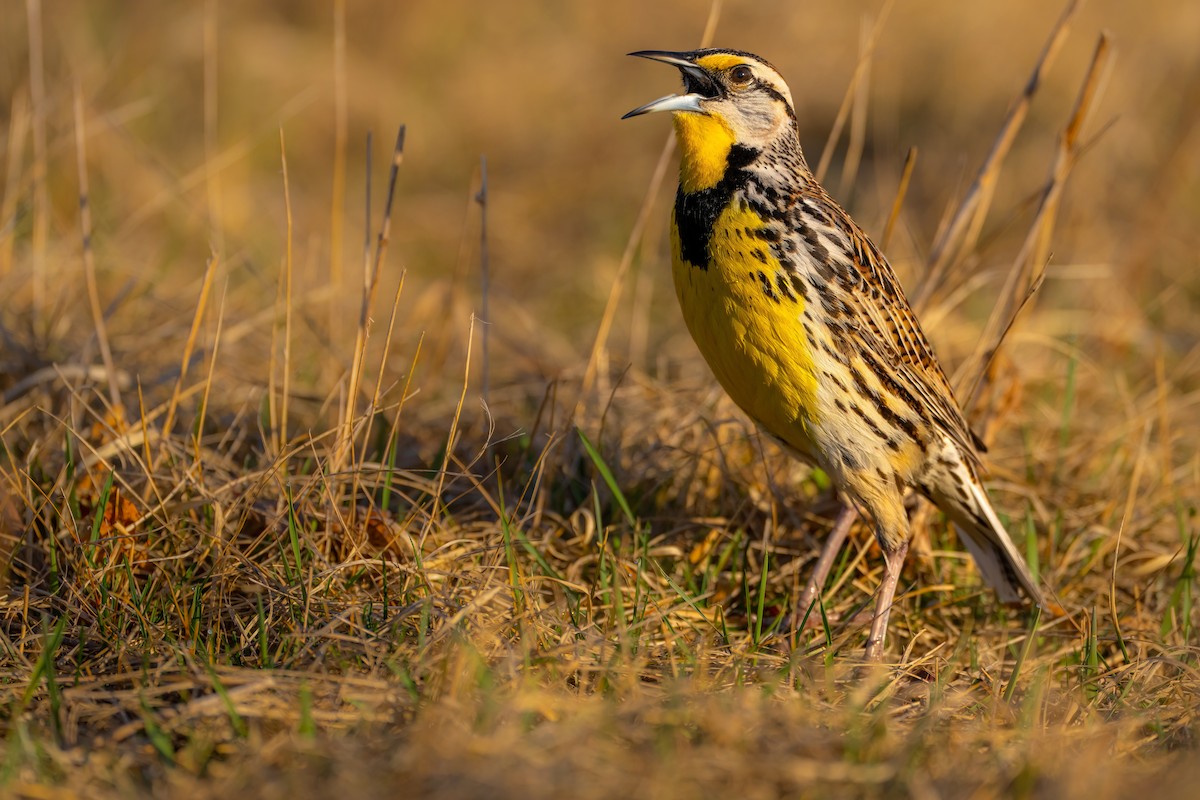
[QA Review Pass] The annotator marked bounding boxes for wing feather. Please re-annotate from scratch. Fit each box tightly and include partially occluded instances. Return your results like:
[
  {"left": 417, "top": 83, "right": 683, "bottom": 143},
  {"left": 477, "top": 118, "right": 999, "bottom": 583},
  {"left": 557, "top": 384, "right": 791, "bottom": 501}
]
[{"left": 799, "top": 187, "right": 984, "bottom": 467}]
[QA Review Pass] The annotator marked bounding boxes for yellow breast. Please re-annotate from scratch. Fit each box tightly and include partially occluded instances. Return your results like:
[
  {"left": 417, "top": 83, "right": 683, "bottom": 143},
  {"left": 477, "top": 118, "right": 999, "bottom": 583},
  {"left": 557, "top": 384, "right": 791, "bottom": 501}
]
[{"left": 671, "top": 199, "right": 821, "bottom": 456}]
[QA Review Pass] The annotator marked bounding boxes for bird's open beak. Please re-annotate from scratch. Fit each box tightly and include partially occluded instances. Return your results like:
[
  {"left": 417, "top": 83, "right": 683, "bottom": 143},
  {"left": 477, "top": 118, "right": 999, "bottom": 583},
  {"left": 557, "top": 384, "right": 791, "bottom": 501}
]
[{"left": 622, "top": 50, "right": 719, "bottom": 119}]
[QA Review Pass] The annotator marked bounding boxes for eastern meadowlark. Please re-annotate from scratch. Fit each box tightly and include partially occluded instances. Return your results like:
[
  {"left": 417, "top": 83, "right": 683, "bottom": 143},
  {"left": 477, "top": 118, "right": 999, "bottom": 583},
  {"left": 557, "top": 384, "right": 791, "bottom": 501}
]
[{"left": 623, "top": 48, "right": 1054, "bottom": 660}]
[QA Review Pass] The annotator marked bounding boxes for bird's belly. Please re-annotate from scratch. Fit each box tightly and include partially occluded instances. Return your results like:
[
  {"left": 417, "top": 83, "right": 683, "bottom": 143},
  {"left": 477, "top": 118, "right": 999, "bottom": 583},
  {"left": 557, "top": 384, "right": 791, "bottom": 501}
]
[{"left": 671, "top": 202, "right": 821, "bottom": 457}]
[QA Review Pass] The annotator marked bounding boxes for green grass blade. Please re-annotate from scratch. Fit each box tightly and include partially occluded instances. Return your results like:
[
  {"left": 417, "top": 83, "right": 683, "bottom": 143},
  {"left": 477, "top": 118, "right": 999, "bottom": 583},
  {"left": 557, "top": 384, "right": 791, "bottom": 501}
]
[{"left": 577, "top": 428, "right": 636, "bottom": 528}]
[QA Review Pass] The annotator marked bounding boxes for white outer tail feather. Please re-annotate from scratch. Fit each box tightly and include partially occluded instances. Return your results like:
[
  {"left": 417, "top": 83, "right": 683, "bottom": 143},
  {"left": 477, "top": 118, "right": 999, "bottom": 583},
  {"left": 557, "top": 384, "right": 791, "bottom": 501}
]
[{"left": 937, "top": 459, "right": 1048, "bottom": 609}]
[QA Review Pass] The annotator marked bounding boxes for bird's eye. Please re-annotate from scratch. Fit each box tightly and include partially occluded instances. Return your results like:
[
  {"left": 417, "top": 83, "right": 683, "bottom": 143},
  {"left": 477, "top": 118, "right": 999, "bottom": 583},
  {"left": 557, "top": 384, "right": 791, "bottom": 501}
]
[{"left": 729, "top": 65, "right": 753, "bottom": 85}]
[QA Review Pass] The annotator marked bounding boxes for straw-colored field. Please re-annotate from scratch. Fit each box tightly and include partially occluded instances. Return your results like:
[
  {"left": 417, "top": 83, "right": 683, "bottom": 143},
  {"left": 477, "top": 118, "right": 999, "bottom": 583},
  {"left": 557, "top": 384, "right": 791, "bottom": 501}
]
[{"left": 2, "top": 0, "right": 1198, "bottom": 797}]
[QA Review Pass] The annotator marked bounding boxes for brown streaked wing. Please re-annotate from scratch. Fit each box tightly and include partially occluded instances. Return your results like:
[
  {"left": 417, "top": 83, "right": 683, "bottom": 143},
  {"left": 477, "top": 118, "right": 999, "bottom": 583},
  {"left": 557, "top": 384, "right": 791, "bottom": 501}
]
[{"left": 800, "top": 186, "right": 984, "bottom": 468}]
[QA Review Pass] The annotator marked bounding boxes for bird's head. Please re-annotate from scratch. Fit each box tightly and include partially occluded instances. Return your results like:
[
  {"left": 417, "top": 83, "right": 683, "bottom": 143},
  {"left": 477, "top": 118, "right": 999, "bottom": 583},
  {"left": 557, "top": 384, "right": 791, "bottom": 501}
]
[{"left": 623, "top": 49, "right": 798, "bottom": 192}]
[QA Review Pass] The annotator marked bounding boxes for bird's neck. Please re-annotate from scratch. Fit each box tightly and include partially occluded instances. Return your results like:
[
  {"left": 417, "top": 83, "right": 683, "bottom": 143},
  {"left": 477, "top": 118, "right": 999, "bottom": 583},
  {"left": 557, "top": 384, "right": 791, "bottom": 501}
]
[{"left": 672, "top": 114, "right": 808, "bottom": 195}]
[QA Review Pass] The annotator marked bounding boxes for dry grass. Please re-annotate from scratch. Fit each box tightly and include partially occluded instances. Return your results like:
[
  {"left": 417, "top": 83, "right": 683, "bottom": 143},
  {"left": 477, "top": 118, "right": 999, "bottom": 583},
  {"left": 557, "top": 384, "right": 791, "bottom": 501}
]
[{"left": 2, "top": 0, "right": 1199, "bottom": 797}]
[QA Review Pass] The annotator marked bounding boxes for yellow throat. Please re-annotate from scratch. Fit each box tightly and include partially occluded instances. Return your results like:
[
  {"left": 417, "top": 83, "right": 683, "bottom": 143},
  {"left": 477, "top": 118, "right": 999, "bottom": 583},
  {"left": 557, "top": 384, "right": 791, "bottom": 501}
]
[{"left": 672, "top": 112, "right": 735, "bottom": 193}]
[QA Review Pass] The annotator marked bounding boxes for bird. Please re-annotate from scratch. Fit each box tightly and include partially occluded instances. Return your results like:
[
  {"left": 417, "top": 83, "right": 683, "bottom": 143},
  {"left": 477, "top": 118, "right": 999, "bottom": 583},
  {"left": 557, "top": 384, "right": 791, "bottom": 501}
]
[{"left": 622, "top": 48, "right": 1053, "bottom": 660}]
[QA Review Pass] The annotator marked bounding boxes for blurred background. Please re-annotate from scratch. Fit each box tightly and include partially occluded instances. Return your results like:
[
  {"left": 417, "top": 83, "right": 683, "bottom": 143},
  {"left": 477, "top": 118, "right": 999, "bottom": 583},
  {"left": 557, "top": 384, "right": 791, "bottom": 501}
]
[{"left": 1, "top": 0, "right": 1198, "bottom": 417}]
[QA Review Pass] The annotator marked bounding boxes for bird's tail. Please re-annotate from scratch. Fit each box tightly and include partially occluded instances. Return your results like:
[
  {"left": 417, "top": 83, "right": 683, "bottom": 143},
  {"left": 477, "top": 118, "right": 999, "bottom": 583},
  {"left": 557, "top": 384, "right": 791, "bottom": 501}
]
[{"left": 926, "top": 457, "right": 1055, "bottom": 612}]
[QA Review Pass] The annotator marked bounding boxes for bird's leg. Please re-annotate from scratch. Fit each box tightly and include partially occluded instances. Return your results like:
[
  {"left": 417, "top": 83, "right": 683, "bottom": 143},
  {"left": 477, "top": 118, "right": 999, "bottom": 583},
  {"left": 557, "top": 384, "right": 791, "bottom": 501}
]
[
  {"left": 790, "top": 505, "right": 857, "bottom": 634},
  {"left": 863, "top": 538, "right": 910, "bottom": 661}
]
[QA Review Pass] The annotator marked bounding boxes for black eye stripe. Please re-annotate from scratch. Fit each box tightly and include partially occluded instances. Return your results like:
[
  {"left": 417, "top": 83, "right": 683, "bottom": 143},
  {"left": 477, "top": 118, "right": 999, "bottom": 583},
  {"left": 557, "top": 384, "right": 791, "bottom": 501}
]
[
  {"left": 715, "top": 66, "right": 797, "bottom": 119},
  {"left": 757, "top": 82, "right": 796, "bottom": 118}
]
